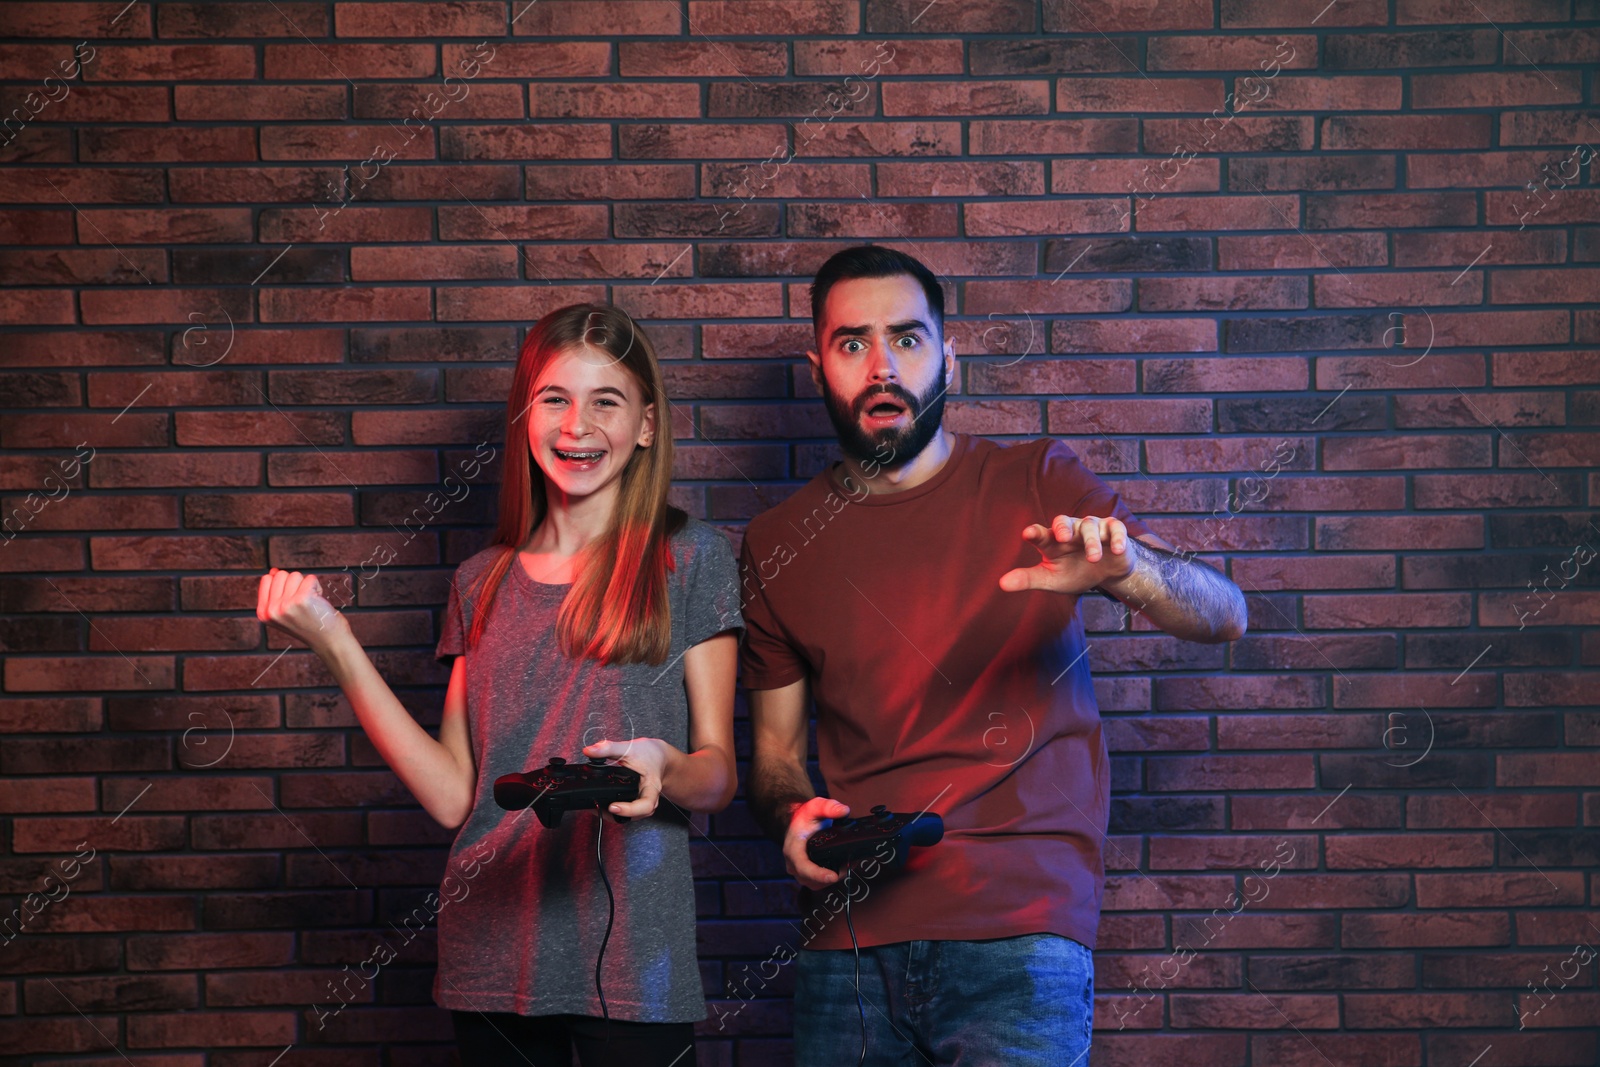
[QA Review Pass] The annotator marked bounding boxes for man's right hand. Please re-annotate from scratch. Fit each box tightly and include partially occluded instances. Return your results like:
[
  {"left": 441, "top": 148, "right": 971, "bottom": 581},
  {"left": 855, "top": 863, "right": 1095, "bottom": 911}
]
[{"left": 782, "top": 796, "right": 850, "bottom": 890}]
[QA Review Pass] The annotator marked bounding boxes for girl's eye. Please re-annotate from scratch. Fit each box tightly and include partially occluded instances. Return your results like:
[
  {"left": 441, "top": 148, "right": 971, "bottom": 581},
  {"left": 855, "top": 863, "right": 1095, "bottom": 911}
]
[{"left": 595, "top": 398, "right": 618, "bottom": 407}]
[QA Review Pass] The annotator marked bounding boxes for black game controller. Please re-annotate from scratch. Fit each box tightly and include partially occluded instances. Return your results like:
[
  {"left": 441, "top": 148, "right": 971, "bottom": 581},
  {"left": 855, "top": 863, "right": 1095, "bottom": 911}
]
[
  {"left": 494, "top": 756, "right": 641, "bottom": 828},
  {"left": 806, "top": 805, "right": 944, "bottom": 872}
]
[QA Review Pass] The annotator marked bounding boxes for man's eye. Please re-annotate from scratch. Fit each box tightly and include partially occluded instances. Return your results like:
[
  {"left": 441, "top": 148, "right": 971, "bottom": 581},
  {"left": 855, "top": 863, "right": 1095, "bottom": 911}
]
[
  {"left": 842, "top": 340, "right": 864, "bottom": 353},
  {"left": 896, "top": 335, "right": 918, "bottom": 347}
]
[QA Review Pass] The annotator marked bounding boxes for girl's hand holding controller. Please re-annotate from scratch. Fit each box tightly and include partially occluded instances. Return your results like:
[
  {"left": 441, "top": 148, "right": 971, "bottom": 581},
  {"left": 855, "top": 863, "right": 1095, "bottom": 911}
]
[
  {"left": 257, "top": 568, "right": 351, "bottom": 652},
  {"left": 584, "top": 737, "right": 669, "bottom": 818}
]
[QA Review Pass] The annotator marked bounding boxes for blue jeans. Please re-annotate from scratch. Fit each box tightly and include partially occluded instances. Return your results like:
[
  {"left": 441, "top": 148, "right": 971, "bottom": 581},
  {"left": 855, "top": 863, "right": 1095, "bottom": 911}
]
[{"left": 794, "top": 933, "right": 1094, "bottom": 1067}]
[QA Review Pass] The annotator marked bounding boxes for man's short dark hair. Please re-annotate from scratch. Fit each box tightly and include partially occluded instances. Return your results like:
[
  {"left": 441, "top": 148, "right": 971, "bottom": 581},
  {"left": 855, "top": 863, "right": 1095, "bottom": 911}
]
[{"left": 809, "top": 245, "right": 945, "bottom": 341}]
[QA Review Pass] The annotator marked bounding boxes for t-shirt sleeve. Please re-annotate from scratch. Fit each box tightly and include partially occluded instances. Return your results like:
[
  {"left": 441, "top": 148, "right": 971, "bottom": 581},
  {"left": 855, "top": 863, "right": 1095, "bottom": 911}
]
[
  {"left": 1034, "top": 438, "right": 1153, "bottom": 540},
  {"left": 435, "top": 564, "right": 469, "bottom": 662},
  {"left": 736, "top": 528, "right": 808, "bottom": 691},
  {"left": 685, "top": 527, "right": 745, "bottom": 648}
]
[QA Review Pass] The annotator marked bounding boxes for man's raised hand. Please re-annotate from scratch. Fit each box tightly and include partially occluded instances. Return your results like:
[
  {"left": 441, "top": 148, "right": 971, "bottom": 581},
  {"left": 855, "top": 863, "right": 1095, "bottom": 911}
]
[{"left": 998, "top": 514, "right": 1136, "bottom": 596}]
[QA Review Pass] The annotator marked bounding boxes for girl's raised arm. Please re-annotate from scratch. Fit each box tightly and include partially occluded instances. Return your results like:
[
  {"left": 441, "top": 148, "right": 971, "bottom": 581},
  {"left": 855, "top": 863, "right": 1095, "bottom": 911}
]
[{"left": 257, "top": 568, "right": 477, "bottom": 830}]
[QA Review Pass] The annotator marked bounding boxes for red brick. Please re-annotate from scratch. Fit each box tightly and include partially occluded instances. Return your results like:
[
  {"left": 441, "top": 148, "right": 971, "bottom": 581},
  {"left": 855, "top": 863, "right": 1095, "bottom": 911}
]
[
  {"left": 157, "top": 2, "right": 329, "bottom": 36},
  {"left": 127, "top": 1010, "right": 295, "bottom": 1049},
  {"left": 90, "top": 44, "right": 258, "bottom": 81},
  {"left": 1324, "top": 114, "right": 1491, "bottom": 150},
  {"left": 525, "top": 164, "right": 694, "bottom": 202},
  {"left": 0, "top": 2, "right": 152, "bottom": 37},
  {"left": 705, "top": 163, "right": 872, "bottom": 203},
  {"left": 1217, "top": 232, "right": 1387, "bottom": 270},
  {"left": 1492, "top": 350, "right": 1600, "bottom": 387},
  {"left": 512, "top": 1, "right": 679, "bottom": 35},
  {"left": 868, "top": 0, "right": 1034, "bottom": 33},
  {"left": 877, "top": 160, "right": 1043, "bottom": 198},
  {"left": 1252, "top": 73, "right": 1401, "bottom": 111},
  {"left": 1141, "top": 280, "right": 1308, "bottom": 314},
  {"left": 1096, "top": 1034, "right": 1250, "bottom": 1064},
  {"left": 790, "top": 201, "right": 953, "bottom": 238},
  {"left": 262, "top": 42, "right": 432, "bottom": 79},
  {"left": 1217, "top": 713, "right": 1381, "bottom": 749},
  {"left": 1416, "top": 70, "right": 1582, "bottom": 109},
  {"left": 1327, "top": 834, "right": 1494, "bottom": 870},
  {"left": 794, "top": 38, "right": 963, "bottom": 76},
  {"left": 1415, "top": 871, "right": 1584, "bottom": 907},
  {"left": 620, "top": 41, "right": 786, "bottom": 78},
  {"left": 1394, "top": 391, "right": 1564, "bottom": 429},
  {"left": 1061, "top": 76, "right": 1223, "bottom": 112},
  {"left": 977, "top": 118, "right": 1140, "bottom": 156},
  {"left": 1055, "top": 157, "right": 1219, "bottom": 196},
  {"left": 1421, "top": 310, "right": 1569, "bottom": 349},
  {"left": 1148, "top": 835, "right": 1318, "bottom": 871},
  {"left": 1400, "top": 0, "right": 1570, "bottom": 21},
  {"left": 1231, "top": 794, "right": 1402, "bottom": 831},
  {"left": 1148, "top": 755, "right": 1316, "bottom": 791},
  {"left": 806, "top": 123, "right": 962, "bottom": 165},
  {"left": 1494, "top": 267, "right": 1600, "bottom": 306},
  {"left": 1502, "top": 109, "right": 1600, "bottom": 146},
  {"left": 1169, "top": 993, "right": 1338, "bottom": 1029},
  {"left": 1054, "top": 318, "right": 1218, "bottom": 354},
  {"left": 1152, "top": 113, "right": 1314, "bottom": 157},
  {"left": 1152, "top": 35, "right": 1324, "bottom": 71},
  {"left": 1145, "top": 358, "right": 1305, "bottom": 391},
  {"left": 177, "top": 83, "right": 344, "bottom": 121},
  {"left": 1252, "top": 1034, "right": 1420, "bottom": 1067},
  {"left": 884, "top": 80, "right": 1048, "bottom": 116},
  {"left": 451, "top": 123, "right": 611, "bottom": 160},
  {"left": 1414, "top": 472, "right": 1580, "bottom": 509},
  {"left": 1046, "top": 398, "right": 1211, "bottom": 435},
  {"left": 1344, "top": 990, "right": 1514, "bottom": 1027},
  {"left": 332, "top": 1, "right": 504, "bottom": 35},
  {"left": 1304, "top": 593, "right": 1472, "bottom": 629},
  {"left": 1315, "top": 353, "right": 1486, "bottom": 392}
]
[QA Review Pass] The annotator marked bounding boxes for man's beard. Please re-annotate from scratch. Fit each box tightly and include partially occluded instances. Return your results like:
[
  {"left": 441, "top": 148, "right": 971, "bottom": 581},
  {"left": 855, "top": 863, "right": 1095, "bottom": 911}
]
[{"left": 821, "top": 373, "right": 947, "bottom": 470}]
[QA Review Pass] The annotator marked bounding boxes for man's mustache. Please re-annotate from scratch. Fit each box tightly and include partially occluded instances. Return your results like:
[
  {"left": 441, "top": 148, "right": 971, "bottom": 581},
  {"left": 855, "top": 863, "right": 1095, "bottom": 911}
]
[{"left": 854, "top": 384, "right": 919, "bottom": 417}]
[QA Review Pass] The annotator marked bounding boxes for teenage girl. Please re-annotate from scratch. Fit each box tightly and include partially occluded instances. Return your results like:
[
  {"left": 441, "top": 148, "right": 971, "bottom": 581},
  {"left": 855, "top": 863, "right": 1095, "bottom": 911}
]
[{"left": 258, "top": 303, "right": 742, "bottom": 1066}]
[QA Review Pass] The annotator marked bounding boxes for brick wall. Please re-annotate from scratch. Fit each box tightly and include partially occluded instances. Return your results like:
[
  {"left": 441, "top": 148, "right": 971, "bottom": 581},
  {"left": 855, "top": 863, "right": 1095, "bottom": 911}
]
[{"left": 2, "top": 1, "right": 1597, "bottom": 1064}]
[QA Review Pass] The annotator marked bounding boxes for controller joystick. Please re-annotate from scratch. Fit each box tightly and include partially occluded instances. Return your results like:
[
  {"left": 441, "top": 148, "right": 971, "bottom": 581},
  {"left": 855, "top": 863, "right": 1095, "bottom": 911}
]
[
  {"left": 494, "top": 755, "right": 641, "bottom": 828},
  {"left": 806, "top": 805, "right": 944, "bottom": 873}
]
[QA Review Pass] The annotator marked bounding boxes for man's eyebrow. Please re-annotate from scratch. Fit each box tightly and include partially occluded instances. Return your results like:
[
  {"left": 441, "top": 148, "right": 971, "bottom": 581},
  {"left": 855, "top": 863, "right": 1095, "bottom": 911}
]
[{"left": 826, "top": 319, "right": 932, "bottom": 344}]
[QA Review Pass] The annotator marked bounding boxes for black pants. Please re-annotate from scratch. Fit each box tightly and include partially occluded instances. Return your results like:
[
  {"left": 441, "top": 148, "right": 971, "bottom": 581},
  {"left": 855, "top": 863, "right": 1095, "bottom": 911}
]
[{"left": 451, "top": 1010, "right": 697, "bottom": 1067}]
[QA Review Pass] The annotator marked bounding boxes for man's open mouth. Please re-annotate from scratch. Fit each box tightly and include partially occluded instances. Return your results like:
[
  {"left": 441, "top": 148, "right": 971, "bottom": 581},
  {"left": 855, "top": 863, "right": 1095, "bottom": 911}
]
[{"left": 862, "top": 395, "right": 910, "bottom": 423}]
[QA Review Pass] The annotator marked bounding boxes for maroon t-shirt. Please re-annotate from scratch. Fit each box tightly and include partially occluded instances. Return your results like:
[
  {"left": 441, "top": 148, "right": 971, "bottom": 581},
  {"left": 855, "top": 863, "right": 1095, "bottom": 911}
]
[{"left": 738, "top": 433, "right": 1152, "bottom": 951}]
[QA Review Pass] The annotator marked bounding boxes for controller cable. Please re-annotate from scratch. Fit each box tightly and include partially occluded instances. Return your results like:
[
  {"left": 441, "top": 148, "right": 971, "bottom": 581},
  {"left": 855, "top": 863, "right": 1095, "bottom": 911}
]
[
  {"left": 594, "top": 810, "right": 616, "bottom": 1047},
  {"left": 842, "top": 872, "right": 866, "bottom": 1067}
]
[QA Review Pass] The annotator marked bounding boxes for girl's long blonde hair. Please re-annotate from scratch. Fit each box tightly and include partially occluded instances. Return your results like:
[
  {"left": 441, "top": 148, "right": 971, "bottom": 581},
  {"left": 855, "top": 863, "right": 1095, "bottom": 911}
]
[{"left": 465, "top": 303, "right": 684, "bottom": 665}]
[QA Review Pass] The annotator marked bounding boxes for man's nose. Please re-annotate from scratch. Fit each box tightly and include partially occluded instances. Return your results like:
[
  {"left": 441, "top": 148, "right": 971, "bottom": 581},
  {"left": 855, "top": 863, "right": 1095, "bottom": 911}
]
[{"left": 868, "top": 339, "right": 900, "bottom": 383}]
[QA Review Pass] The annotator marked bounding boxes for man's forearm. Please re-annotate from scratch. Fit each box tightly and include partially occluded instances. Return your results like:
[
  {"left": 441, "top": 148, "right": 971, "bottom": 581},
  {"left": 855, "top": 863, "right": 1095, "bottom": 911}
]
[
  {"left": 748, "top": 756, "right": 815, "bottom": 843},
  {"left": 1102, "top": 539, "right": 1248, "bottom": 643}
]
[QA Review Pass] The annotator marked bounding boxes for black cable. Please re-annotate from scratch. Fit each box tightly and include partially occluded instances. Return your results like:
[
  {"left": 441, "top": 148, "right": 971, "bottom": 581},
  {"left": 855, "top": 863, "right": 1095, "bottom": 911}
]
[
  {"left": 594, "top": 811, "right": 616, "bottom": 1047},
  {"left": 842, "top": 876, "right": 866, "bottom": 1067}
]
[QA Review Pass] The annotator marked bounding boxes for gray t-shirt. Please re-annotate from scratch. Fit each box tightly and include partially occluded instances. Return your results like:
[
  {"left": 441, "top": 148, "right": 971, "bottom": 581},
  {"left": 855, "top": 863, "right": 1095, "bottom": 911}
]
[{"left": 430, "top": 514, "right": 742, "bottom": 1022}]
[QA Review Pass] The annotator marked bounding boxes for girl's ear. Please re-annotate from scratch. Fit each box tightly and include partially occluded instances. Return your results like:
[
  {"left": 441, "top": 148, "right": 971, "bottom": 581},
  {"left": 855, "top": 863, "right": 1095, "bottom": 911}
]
[{"left": 638, "top": 401, "right": 656, "bottom": 447}]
